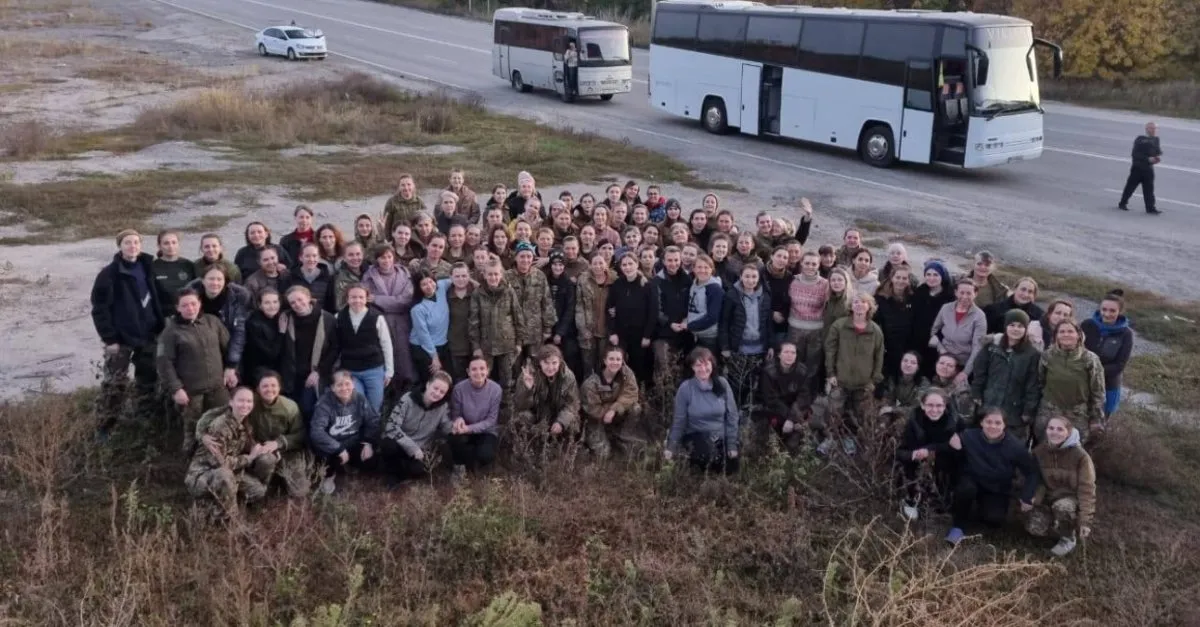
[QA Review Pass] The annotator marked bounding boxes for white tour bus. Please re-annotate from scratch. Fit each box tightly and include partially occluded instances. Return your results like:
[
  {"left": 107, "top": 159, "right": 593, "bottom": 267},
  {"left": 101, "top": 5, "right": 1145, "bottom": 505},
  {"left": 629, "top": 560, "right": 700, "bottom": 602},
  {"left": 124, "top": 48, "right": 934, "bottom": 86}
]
[
  {"left": 648, "top": 0, "right": 1063, "bottom": 168},
  {"left": 492, "top": 8, "right": 633, "bottom": 102}
]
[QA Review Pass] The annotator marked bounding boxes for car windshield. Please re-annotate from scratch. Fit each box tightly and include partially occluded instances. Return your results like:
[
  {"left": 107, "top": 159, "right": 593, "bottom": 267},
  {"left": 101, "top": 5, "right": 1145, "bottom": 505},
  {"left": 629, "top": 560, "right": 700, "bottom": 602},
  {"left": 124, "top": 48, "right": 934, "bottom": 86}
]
[
  {"left": 284, "top": 29, "right": 320, "bottom": 39},
  {"left": 579, "top": 27, "right": 630, "bottom": 64},
  {"left": 970, "top": 26, "right": 1039, "bottom": 114}
]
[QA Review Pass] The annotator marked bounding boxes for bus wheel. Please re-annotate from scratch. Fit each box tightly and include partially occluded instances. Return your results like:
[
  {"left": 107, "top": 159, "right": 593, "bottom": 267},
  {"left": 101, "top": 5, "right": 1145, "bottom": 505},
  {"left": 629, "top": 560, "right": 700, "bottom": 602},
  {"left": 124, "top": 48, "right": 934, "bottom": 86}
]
[
  {"left": 701, "top": 97, "right": 727, "bottom": 134},
  {"left": 599, "top": 94, "right": 614, "bottom": 101},
  {"left": 511, "top": 71, "right": 532, "bottom": 93},
  {"left": 859, "top": 124, "right": 896, "bottom": 167}
]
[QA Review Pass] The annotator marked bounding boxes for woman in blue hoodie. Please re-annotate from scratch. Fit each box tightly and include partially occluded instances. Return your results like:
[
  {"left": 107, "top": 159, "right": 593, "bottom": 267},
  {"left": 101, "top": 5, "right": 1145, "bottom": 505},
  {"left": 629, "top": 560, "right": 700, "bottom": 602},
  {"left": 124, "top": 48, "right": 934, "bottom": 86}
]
[
  {"left": 409, "top": 272, "right": 453, "bottom": 391},
  {"left": 1080, "top": 290, "right": 1134, "bottom": 417},
  {"left": 665, "top": 347, "right": 741, "bottom": 475},
  {"left": 687, "top": 255, "right": 725, "bottom": 359}
]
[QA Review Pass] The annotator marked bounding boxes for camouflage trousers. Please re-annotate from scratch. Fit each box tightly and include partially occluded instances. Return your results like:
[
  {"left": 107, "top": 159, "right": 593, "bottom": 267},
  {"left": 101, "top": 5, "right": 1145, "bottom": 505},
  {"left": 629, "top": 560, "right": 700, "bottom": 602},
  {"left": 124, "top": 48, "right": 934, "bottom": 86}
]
[
  {"left": 251, "top": 450, "right": 313, "bottom": 499},
  {"left": 584, "top": 405, "right": 647, "bottom": 460},
  {"left": 185, "top": 465, "right": 268, "bottom": 515},
  {"left": 98, "top": 343, "right": 159, "bottom": 430},
  {"left": 1025, "top": 496, "right": 1079, "bottom": 537},
  {"left": 179, "top": 388, "right": 230, "bottom": 454}
]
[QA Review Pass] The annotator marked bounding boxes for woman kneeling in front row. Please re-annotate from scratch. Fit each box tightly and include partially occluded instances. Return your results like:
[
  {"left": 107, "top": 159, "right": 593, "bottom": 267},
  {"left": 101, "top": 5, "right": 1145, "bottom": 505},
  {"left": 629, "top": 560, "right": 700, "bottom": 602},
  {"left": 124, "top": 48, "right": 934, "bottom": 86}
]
[
  {"left": 665, "top": 347, "right": 741, "bottom": 475},
  {"left": 1026, "top": 416, "right": 1097, "bottom": 557}
]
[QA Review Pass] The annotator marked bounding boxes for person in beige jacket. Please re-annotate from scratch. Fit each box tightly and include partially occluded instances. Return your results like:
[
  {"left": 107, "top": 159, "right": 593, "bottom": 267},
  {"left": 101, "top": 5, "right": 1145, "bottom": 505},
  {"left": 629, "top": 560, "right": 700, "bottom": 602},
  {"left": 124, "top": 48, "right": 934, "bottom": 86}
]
[{"left": 1026, "top": 416, "right": 1097, "bottom": 557}]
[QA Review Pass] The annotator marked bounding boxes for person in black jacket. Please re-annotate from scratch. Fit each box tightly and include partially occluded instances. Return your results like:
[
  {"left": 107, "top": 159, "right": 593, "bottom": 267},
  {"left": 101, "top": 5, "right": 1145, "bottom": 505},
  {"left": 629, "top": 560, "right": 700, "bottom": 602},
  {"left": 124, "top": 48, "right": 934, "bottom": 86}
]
[
  {"left": 945, "top": 408, "right": 1040, "bottom": 546},
  {"left": 873, "top": 263, "right": 916, "bottom": 379},
  {"left": 278, "top": 205, "right": 316, "bottom": 267},
  {"left": 756, "top": 341, "right": 810, "bottom": 455},
  {"left": 652, "top": 247, "right": 692, "bottom": 387},
  {"left": 280, "top": 285, "right": 337, "bottom": 418},
  {"left": 983, "top": 277, "right": 1045, "bottom": 334},
  {"left": 547, "top": 252, "right": 582, "bottom": 380},
  {"left": 1081, "top": 290, "right": 1135, "bottom": 418},
  {"left": 90, "top": 229, "right": 166, "bottom": 437},
  {"left": 719, "top": 264, "right": 772, "bottom": 410},
  {"left": 1117, "top": 121, "right": 1163, "bottom": 214},
  {"left": 241, "top": 288, "right": 285, "bottom": 389},
  {"left": 234, "top": 221, "right": 291, "bottom": 284},
  {"left": 910, "top": 260, "right": 955, "bottom": 378},
  {"left": 895, "top": 388, "right": 962, "bottom": 521},
  {"left": 188, "top": 267, "right": 251, "bottom": 384},
  {"left": 607, "top": 253, "right": 657, "bottom": 384},
  {"left": 282, "top": 243, "right": 336, "bottom": 313}
]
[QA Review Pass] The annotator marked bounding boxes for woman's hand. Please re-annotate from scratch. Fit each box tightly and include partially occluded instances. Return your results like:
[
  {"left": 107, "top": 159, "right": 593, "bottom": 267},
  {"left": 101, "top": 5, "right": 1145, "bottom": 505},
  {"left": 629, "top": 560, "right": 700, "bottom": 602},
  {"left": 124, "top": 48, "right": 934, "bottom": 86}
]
[
  {"left": 550, "top": 422, "right": 563, "bottom": 436},
  {"left": 609, "top": 334, "right": 620, "bottom": 346},
  {"left": 949, "top": 433, "right": 962, "bottom": 451},
  {"left": 173, "top": 388, "right": 190, "bottom": 407}
]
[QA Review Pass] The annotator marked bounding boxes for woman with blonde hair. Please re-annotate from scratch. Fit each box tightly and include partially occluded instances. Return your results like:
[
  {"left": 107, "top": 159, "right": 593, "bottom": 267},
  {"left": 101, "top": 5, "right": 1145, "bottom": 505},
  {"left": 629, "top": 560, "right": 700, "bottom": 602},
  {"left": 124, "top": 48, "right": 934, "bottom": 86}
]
[
  {"left": 878, "top": 242, "right": 909, "bottom": 285},
  {"left": 822, "top": 291, "right": 884, "bottom": 456},
  {"left": 1027, "top": 415, "right": 1097, "bottom": 557},
  {"left": 984, "top": 276, "right": 1044, "bottom": 334},
  {"left": 1036, "top": 319, "right": 1105, "bottom": 441}
]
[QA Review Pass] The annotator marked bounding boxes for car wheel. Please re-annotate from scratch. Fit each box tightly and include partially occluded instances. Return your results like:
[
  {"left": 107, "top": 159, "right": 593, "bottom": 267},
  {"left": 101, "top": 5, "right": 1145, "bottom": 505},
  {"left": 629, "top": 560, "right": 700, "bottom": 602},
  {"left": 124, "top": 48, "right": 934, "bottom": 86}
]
[
  {"left": 287, "top": 48, "right": 297, "bottom": 61},
  {"left": 599, "top": 94, "right": 614, "bottom": 101},
  {"left": 701, "top": 97, "right": 728, "bottom": 134},
  {"left": 258, "top": 43, "right": 268, "bottom": 57},
  {"left": 859, "top": 124, "right": 896, "bottom": 168}
]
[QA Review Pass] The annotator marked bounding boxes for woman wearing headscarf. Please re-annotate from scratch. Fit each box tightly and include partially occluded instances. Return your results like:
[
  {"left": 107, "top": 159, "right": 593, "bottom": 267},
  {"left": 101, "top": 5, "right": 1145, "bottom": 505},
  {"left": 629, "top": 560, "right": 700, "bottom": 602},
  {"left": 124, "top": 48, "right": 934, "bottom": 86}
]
[
  {"left": 911, "top": 260, "right": 956, "bottom": 378},
  {"left": 361, "top": 245, "right": 415, "bottom": 393},
  {"left": 970, "top": 310, "right": 1041, "bottom": 440},
  {"left": 1026, "top": 416, "right": 1097, "bottom": 557},
  {"left": 1080, "top": 290, "right": 1134, "bottom": 418}
]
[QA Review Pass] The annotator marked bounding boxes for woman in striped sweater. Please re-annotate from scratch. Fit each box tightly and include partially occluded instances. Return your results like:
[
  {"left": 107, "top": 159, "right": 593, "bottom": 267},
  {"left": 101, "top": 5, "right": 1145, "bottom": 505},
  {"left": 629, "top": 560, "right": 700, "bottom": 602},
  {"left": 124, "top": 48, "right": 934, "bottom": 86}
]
[{"left": 787, "top": 252, "right": 828, "bottom": 393}]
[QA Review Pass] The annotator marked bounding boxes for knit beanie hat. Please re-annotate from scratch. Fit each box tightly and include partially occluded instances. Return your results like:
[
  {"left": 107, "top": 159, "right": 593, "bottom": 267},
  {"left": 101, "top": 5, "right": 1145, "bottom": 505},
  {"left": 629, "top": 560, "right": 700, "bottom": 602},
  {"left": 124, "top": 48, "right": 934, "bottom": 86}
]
[
  {"left": 115, "top": 229, "right": 141, "bottom": 247},
  {"left": 1004, "top": 309, "right": 1031, "bottom": 328},
  {"left": 517, "top": 171, "right": 534, "bottom": 186},
  {"left": 923, "top": 259, "right": 952, "bottom": 288}
]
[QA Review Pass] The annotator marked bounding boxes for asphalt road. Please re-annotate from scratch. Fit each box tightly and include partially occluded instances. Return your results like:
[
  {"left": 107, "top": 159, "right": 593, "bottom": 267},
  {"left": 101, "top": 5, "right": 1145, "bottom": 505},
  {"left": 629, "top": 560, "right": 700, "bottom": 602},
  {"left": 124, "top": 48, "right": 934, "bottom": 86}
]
[{"left": 146, "top": 0, "right": 1200, "bottom": 296}]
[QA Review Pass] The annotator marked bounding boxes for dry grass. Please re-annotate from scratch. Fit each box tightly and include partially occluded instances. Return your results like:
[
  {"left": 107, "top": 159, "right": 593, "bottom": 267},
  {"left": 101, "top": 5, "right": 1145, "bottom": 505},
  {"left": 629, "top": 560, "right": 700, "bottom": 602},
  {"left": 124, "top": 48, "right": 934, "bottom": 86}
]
[
  {"left": 0, "top": 386, "right": 1197, "bottom": 625},
  {"left": 75, "top": 56, "right": 208, "bottom": 87},
  {"left": 0, "top": 37, "right": 98, "bottom": 57},
  {"left": 1042, "top": 78, "right": 1200, "bottom": 119},
  {"left": 0, "top": 0, "right": 115, "bottom": 29},
  {"left": 1, "top": 73, "right": 717, "bottom": 240}
]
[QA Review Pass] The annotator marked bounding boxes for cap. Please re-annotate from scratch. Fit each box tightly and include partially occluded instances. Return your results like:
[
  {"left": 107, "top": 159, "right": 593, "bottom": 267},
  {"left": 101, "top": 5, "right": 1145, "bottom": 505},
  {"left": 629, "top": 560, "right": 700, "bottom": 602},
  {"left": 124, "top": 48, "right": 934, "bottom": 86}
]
[{"left": 1004, "top": 309, "right": 1031, "bottom": 328}]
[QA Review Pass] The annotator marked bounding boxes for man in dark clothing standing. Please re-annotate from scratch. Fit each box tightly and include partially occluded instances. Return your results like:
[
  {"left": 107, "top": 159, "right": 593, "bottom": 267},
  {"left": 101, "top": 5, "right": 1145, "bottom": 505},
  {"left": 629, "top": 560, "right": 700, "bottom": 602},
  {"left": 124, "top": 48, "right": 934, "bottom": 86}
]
[
  {"left": 1118, "top": 121, "right": 1163, "bottom": 215},
  {"left": 90, "top": 229, "right": 166, "bottom": 438}
]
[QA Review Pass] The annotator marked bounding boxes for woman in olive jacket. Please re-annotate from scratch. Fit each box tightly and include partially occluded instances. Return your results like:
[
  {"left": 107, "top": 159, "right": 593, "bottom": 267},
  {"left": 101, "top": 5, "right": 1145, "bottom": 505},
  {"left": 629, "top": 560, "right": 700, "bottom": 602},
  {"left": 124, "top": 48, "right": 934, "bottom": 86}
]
[{"left": 1026, "top": 416, "right": 1096, "bottom": 557}]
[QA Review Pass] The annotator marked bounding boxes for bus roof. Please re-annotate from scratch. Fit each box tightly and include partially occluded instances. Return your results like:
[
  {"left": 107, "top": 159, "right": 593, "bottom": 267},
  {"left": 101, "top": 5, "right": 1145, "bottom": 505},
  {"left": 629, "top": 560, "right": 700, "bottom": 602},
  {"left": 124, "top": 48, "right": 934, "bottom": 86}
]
[
  {"left": 492, "top": 7, "right": 629, "bottom": 29},
  {"left": 653, "top": 0, "right": 1032, "bottom": 29}
]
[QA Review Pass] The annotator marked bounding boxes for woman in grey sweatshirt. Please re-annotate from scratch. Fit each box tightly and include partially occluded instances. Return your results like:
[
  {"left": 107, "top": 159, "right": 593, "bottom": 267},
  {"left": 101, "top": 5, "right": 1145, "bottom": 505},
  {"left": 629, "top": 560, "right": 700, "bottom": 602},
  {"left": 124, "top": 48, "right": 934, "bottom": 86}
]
[
  {"left": 665, "top": 347, "right": 741, "bottom": 475},
  {"left": 381, "top": 372, "right": 453, "bottom": 481},
  {"left": 686, "top": 255, "right": 725, "bottom": 355},
  {"left": 930, "top": 280, "right": 987, "bottom": 382}
]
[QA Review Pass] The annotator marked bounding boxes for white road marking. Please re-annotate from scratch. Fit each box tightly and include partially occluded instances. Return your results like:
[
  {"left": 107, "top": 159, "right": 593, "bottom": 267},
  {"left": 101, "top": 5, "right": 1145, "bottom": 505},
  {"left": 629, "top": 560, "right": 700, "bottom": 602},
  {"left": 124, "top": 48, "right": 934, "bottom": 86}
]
[
  {"left": 1045, "top": 146, "right": 1200, "bottom": 175},
  {"left": 146, "top": 0, "right": 469, "bottom": 89},
  {"left": 629, "top": 126, "right": 699, "bottom": 145},
  {"left": 726, "top": 150, "right": 958, "bottom": 203},
  {"left": 1103, "top": 189, "right": 1200, "bottom": 209}
]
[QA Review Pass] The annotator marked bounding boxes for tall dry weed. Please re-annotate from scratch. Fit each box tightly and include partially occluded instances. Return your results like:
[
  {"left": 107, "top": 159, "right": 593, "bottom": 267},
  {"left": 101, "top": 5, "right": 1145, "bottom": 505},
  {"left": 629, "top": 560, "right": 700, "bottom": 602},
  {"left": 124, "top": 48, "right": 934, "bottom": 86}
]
[
  {"left": 821, "top": 519, "right": 1071, "bottom": 626},
  {"left": 0, "top": 391, "right": 92, "bottom": 494}
]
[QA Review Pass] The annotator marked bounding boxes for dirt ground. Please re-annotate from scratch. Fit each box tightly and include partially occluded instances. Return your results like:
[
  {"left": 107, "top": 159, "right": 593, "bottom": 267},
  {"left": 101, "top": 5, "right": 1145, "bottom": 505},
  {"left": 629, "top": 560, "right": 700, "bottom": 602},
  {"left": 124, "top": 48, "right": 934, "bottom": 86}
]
[{"left": 0, "top": 0, "right": 1168, "bottom": 400}]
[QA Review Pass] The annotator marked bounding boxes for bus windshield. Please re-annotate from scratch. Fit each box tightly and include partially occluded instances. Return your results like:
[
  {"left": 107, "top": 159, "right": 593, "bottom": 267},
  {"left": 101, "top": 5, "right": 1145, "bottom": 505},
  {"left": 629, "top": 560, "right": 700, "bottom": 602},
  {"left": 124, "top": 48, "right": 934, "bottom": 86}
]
[
  {"left": 579, "top": 27, "right": 630, "bottom": 65},
  {"left": 971, "top": 26, "right": 1040, "bottom": 116}
]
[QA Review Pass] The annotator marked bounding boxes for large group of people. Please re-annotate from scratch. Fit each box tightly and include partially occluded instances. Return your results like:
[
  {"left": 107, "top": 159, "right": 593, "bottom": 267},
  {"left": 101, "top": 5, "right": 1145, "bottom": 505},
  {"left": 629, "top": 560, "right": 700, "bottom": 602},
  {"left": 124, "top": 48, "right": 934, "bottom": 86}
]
[{"left": 90, "top": 168, "right": 1129, "bottom": 556}]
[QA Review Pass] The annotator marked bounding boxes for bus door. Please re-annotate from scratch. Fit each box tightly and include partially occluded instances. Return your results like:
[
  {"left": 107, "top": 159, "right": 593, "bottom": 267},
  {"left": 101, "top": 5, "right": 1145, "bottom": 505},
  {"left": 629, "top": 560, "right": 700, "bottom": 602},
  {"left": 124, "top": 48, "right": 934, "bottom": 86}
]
[
  {"left": 898, "top": 59, "right": 935, "bottom": 164},
  {"left": 739, "top": 64, "right": 760, "bottom": 136},
  {"left": 496, "top": 24, "right": 511, "bottom": 79}
]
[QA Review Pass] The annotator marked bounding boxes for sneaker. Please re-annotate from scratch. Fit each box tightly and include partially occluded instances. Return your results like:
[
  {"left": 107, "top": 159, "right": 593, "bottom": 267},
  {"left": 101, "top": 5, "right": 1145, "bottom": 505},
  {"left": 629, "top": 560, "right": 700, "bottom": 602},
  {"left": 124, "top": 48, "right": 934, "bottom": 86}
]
[
  {"left": 1050, "top": 535, "right": 1077, "bottom": 557},
  {"left": 319, "top": 476, "right": 337, "bottom": 495},
  {"left": 841, "top": 437, "right": 858, "bottom": 456},
  {"left": 901, "top": 501, "right": 919, "bottom": 522},
  {"left": 1147, "top": 208, "right": 1163, "bottom": 215},
  {"left": 945, "top": 527, "right": 965, "bottom": 546},
  {"left": 816, "top": 438, "right": 834, "bottom": 457},
  {"left": 451, "top": 464, "right": 467, "bottom": 485}
]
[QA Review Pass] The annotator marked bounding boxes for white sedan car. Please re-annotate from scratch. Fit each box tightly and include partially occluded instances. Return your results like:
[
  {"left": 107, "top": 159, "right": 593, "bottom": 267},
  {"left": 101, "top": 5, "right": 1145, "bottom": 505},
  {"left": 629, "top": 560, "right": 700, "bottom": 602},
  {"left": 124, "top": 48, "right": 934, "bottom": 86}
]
[{"left": 255, "top": 25, "right": 327, "bottom": 60}]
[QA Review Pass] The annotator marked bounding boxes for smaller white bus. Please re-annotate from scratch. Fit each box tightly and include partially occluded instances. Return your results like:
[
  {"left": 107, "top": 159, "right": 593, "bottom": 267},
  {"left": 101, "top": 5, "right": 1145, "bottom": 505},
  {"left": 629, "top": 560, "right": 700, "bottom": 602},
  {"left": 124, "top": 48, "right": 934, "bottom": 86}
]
[{"left": 492, "top": 8, "right": 633, "bottom": 102}]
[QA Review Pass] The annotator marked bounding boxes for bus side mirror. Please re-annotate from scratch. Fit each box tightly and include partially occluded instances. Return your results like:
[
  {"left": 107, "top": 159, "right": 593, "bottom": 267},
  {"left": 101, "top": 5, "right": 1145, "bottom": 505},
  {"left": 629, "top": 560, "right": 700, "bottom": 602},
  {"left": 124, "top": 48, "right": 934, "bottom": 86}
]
[
  {"left": 976, "top": 56, "right": 989, "bottom": 86},
  {"left": 1034, "top": 38, "right": 1064, "bottom": 78}
]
